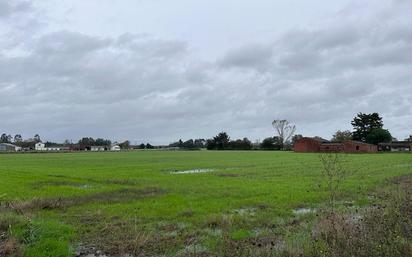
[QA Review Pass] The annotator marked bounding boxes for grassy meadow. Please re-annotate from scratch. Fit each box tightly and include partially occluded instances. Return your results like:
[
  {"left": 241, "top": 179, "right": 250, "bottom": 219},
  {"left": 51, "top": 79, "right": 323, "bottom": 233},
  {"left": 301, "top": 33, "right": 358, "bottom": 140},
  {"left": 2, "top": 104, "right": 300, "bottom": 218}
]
[{"left": 0, "top": 151, "right": 411, "bottom": 256}]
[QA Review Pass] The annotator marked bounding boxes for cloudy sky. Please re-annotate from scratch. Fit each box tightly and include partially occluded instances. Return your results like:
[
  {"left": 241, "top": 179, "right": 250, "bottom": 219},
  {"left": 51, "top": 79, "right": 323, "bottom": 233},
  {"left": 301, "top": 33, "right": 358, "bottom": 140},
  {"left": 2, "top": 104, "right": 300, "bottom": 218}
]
[{"left": 1, "top": 0, "right": 411, "bottom": 144}]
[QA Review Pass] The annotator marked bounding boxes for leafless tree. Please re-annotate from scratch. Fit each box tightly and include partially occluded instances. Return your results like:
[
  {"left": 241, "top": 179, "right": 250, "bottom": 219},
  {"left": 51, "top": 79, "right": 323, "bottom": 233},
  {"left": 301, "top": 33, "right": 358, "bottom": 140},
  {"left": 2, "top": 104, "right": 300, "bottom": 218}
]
[
  {"left": 272, "top": 119, "right": 296, "bottom": 150},
  {"left": 319, "top": 153, "right": 347, "bottom": 209}
]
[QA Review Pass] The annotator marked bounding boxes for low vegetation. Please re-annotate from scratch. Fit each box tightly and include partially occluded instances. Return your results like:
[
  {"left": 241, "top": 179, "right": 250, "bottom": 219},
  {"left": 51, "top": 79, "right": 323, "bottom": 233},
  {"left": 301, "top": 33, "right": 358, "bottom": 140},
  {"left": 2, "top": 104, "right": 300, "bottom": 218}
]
[{"left": 0, "top": 151, "right": 411, "bottom": 256}]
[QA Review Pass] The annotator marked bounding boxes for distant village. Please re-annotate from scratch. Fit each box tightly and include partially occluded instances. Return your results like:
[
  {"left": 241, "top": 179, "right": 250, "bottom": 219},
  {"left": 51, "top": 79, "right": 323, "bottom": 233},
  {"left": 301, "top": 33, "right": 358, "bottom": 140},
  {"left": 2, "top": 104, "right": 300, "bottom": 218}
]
[
  {"left": 0, "top": 141, "right": 122, "bottom": 152},
  {"left": 0, "top": 135, "right": 126, "bottom": 153}
]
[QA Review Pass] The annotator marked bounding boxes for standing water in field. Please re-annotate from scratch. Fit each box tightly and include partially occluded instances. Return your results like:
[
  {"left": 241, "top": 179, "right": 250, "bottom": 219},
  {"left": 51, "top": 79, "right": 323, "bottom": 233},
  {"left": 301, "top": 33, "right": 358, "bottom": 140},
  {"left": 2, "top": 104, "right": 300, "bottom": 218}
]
[
  {"left": 293, "top": 208, "right": 316, "bottom": 215},
  {"left": 171, "top": 169, "right": 214, "bottom": 174}
]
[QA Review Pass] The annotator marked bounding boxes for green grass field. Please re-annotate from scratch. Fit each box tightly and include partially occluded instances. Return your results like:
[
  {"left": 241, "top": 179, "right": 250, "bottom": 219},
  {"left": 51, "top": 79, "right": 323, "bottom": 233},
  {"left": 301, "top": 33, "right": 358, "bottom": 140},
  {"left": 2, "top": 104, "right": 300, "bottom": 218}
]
[{"left": 0, "top": 151, "right": 411, "bottom": 256}]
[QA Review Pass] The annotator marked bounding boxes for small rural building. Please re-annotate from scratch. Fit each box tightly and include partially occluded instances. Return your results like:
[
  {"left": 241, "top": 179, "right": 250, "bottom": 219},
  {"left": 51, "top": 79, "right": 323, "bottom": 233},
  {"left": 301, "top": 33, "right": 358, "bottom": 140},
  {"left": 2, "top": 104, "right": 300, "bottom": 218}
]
[
  {"left": 35, "top": 142, "right": 63, "bottom": 151},
  {"left": 294, "top": 137, "right": 377, "bottom": 153},
  {"left": 110, "top": 145, "right": 121, "bottom": 151},
  {"left": 294, "top": 137, "right": 328, "bottom": 152},
  {"left": 46, "top": 147, "right": 61, "bottom": 151},
  {"left": 343, "top": 140, "right": 378, "bottom": 153},
  {"left": 0, "top": 143, "right": 21, "bottom": 152},
  {"left": 91, "top": 146, "right": 108, "bottom": 151},
  {"left": 379, "top": 141, "right": 412, "bottom": 152},
  {"left": 35, "top": 142, "right": 46, "bottom": 151}
]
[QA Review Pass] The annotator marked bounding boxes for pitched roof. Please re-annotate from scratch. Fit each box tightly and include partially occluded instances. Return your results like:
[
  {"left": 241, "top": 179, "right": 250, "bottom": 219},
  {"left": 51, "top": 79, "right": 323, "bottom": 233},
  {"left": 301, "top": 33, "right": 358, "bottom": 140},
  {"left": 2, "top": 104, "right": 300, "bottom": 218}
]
[{"left": 0, "top": 143, "right": 17, "bottom": 147}]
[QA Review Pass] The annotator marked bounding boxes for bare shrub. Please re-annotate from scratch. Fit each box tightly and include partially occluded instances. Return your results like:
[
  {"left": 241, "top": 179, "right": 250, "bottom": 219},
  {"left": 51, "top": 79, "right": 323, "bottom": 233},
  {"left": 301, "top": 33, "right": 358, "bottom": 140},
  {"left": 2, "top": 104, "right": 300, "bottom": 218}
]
[
  {"left": 319, "top": 153, "right": 347, "bottom": 209},
  {"left": 310, "top": 174, "right": 412, "bottom": 257}
]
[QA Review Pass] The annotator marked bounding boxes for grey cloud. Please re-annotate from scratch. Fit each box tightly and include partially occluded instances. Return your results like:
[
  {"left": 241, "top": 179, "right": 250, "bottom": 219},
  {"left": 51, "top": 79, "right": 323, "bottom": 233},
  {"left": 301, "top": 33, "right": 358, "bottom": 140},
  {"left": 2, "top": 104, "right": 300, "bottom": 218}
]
[
  {"left": 282, "top": 26, "right": 361, "bottom": 52},
  {"left": 0, "top": 0, "right": 31, "bottom": 18},
  {"left": 218, "top": 44, "right": 273, "bottom": 71},
  {"left": 212, "top": 3, "right": 412, "bottom": 139}
]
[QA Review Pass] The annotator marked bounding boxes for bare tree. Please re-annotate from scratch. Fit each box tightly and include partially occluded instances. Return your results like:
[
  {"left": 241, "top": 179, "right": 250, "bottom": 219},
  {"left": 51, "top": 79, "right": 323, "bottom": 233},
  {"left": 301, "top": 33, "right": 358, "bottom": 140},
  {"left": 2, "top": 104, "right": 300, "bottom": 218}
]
[
  {"left": 319, "top": 153, "right": 346, "bottom": 209},
  {"left": 272, "top": 119, "right": 296, "bottom": 150}
]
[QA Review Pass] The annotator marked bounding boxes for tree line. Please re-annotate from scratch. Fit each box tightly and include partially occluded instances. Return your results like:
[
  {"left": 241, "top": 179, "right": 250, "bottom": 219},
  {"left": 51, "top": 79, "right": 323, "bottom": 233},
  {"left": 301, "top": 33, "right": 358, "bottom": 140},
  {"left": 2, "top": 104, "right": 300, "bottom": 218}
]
[
  {"left": 2, "top": 112, "right": 405, "bottom": 152},
  {"left": 0, "top": 133, "right": 41, "bottom": 148},
  {"left": 331, "top": 112, "right": 393, "bottom": 145},
  {"left": 169, "top": 133, "right": 303, "bottom": 151}
]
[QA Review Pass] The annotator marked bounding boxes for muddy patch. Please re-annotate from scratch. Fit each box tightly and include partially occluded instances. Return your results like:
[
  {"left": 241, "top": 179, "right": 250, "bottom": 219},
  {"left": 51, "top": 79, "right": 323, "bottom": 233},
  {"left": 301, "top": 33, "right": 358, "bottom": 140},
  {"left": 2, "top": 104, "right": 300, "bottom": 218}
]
[
  {"left": 104, "top": 179, "right": 139, "bottom": 186},
  {"left": 75, "top": 244, "right": 133, "bottom": 257},
  {"left": 47, "top": 175, "right": 140, "bottom": 186},
  {"left": 32, "top": 180, "right": 93, "bottom": 190},
  {"left": 6, "top": 188, "right": 165, "bottom": 212},
  {"left": 220, "top": 235, "right": 285, "bottom": 255},
  {"left": 392, "top": 174, "right": 412, "bottom": 191},
  {"left": 216, "top": 173, "right": 241, "bottom": 177},
  {"left": 171, "top": 169, "right": 214, "bottom": 174},
  {"left": 0, "top": 237, "right": 21, "bottom": 257},
  {"left": 247, "top": 236, "right": 284, "bottom": 250}
]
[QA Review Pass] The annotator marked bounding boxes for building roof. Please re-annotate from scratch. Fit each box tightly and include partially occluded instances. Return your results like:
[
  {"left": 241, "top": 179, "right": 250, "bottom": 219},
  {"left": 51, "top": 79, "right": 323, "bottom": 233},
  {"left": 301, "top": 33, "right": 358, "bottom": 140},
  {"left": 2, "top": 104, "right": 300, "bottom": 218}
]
[
  {"left": 301, "top": 137, "right": 329, "bottom": 143},
  {"left": 379, "top": 141, "right": 412, "bottom": 147},
  {"left": 344, "top": 140, "right": 376, "bottom": 146},
  {"left": 0, "top": 143, "right": 18, "bottom": 147}
]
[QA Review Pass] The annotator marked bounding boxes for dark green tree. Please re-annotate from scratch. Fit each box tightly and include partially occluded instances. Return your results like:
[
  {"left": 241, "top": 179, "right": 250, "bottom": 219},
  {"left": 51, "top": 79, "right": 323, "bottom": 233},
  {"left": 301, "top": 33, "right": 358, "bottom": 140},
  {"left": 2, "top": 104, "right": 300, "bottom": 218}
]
[
  {"left": 331, "top": 130, "right": 353, "bottom": 142},
  {"left": 182, "top": 139, "right": 195, "bottom": 149},
  {"left": 206, "top": 139, "right": 216, "bottom": 150},
  {"left": 366, "top": 128, "right": 392, "bottom": 145},
  {"left": 14, "top": 134, "right": 23, "bottom": 144},
  {"left": 213, "top": 132, "right": 230, "bottom": 150},
  {"left": 78, "top": 137, "right": 95, "bottom": 147},
  {"left": 260, "top": 137, "right": 282, "bottom": 150},
  {"left": 94, "top": 138, "right": 111, "bottom": 146},
  {"left": 0, "top": 133, "right": 9, "bottom": 143},
  {"left": 34, "top": 134, "right": 41, "bottom": 143},
  {"left": 229, "top": 138, "right": 252, "bottom": 150},
  {"left": 194, "top": 139, "right": 206, "bottom": 148},
  {"left": 206, "top": 132, "right": 231, "bottom": 150},
  {"left": 351, "top": 113, "right": 383, "bottom": 142}
]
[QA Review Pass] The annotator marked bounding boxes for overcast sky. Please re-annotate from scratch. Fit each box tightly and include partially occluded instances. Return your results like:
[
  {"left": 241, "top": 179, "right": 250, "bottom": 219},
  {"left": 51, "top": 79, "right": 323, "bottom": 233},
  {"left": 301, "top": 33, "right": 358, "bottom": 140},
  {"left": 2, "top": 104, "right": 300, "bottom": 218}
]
[{"left": 1, "top": 0, "right": 411, "bottom": 144}]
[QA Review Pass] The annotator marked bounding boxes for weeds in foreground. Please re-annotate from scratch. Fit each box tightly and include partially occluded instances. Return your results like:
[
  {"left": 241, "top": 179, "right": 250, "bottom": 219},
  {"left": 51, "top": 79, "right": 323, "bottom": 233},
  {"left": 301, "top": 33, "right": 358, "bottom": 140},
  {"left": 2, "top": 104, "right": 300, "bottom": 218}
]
[
  {"left": 309, "top": 182, "right": 412, "bottom": 257},
  {"left": 211, "top": 155, "right": 412, "bottom": 257},
  {"left": 308, "top": 154, "right": 412, "bottom": 257}
]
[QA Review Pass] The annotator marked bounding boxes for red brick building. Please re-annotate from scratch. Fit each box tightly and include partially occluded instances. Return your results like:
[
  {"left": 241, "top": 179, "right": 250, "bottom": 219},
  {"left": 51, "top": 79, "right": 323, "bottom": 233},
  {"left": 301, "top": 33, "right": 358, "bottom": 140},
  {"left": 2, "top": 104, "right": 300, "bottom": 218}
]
[{"left": 294, "top": 137, "right": 377, "bottom": 153}]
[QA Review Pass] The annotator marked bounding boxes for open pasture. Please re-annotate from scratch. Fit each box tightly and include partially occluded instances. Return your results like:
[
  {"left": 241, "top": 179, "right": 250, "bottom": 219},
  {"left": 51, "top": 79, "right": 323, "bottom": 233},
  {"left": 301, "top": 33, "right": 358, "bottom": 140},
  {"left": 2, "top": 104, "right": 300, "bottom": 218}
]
[{"left": 0, "top": 151, "right": 411, "bottom": 256}]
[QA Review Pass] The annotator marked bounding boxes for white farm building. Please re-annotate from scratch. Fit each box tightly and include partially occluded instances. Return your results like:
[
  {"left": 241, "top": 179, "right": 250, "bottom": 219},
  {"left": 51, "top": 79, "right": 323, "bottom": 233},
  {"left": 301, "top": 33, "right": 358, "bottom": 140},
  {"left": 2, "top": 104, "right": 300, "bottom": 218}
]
[
  {"left": 35, "top": 142, "right": 61, "bottom": 151},
  {"left": 0, "top": 143, "right": 21, "bottom": 152},
  {"left": 35, "top": 142, "right": 46, "bottom": 151}
]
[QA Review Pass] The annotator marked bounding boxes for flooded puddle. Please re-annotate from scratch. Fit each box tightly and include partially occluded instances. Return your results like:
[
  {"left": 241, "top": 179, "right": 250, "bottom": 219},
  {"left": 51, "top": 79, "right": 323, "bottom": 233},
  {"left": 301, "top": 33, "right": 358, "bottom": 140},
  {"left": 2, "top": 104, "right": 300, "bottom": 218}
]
[
  {"left": 233, "top": 207, "right": 257, "bottom": 216},
  {"left": 171, "top": 169, "right": 214, "bottom": 174},
  {"left": 293, "top": 208, "right": 316, "bottom": 215},
  {"left": 395, "top": 163, "right": 412, "bottom": 168}
]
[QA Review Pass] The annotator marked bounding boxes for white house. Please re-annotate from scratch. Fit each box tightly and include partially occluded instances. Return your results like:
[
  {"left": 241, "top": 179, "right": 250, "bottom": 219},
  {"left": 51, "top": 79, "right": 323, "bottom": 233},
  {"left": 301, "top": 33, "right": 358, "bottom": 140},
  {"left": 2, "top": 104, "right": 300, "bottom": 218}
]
[{"left": 35, "top": 142, "right": 46, "bottom": 151}]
